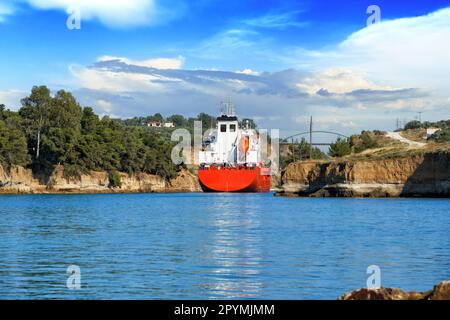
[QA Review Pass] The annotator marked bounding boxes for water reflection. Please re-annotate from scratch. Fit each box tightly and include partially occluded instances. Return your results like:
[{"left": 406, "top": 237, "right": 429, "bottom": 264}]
[{"left": 200, "top": 195, "right": 264, "bottom": 298}]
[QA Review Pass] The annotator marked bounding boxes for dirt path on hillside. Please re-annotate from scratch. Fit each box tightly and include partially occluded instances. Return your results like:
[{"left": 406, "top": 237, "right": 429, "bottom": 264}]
[{"left": 385, "top": 131, "right": 426, "bottom": 148}]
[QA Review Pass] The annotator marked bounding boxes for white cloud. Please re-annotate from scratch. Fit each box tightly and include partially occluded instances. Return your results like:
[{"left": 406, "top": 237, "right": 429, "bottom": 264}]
[
  {"left": 236, "top": 69, "right": 260, "bottom": 76},
  {"left": 17, "top": 0, "right": 185, "bottom": 28},
  {"left": 68, "top": 56, "right": 429, "bottom": 136},
  {"left": 0, "top": 89, "right": 25, "bottom": 109},
  {"left": 192, "top": 29, "right": 263, "bottom": 60},
  {"left": 0, "top": 2, "right": 15, "bottom": 22},
  {"left": 295, "top": 115, "right": 358, "bottom": 130},
  {"left": 271, "top": 7, "right": 450, "bottom": 132},
  {"left": 97, "top": 55, "right": 184, "bottom": 69},
  {"left": 243, "top": 11, "right": 308, "bottom": 29},
  {"left": 95, "top": 99, "right": 112, "bottom": 113},
  {"left": 70, "top": 64, "right": 168, "bottom": 92},
  {"left": 295, "top": 68, "right": 392, "bottom": 95},
  {"left": 298, "top": 8, "right": 450, "bottom": 92},
  {"left": 60, "top": 4, "right": 450, "bottom": 134}
]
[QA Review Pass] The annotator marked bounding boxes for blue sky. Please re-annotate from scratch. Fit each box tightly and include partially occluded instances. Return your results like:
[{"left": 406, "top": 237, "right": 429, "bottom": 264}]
[{"left": 1, "top": 0, "right": 450, "bottom": 135}]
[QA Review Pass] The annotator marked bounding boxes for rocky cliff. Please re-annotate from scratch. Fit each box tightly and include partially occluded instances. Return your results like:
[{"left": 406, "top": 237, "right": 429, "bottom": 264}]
[
  {"left": 277, "top": 151, "right": 450, "bottom": 197},
  {"left": 339, "top": 280, "right": 450, "bottom": 300},
  {"left": 0, "top": 165, "right": 202, "bottom": 194}
]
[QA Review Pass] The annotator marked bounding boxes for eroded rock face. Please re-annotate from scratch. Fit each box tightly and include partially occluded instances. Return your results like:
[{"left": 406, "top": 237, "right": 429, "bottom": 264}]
[
  {"left": 426, "top": 281, "right": 450, "bottom": 300},
  {"left": 165, "top": 169, "right": 202, "bottom": 192},
  {"left": 338, "top": 281, "right": 450, "bottom": 300},
  {"left": 338, "top": 288, "right": 425, "bottom": 300},
  {"left": 0, "top": 165, "right": 201, "bottom": 194},
  {"left": 278, "top": 152, "right": 450, "bottom": 197}
]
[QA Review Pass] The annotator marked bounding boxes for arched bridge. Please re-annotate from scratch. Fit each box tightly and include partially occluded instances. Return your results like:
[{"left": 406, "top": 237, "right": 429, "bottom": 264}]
[
  {"left": 282, "top": 130, "right": 349, "bottom": 146},
  {"left": 280, "top": 116, "right": 349, "bottom": 159},
  {"left": 279, "top": 117, "right": 349, "bottom": 159}
]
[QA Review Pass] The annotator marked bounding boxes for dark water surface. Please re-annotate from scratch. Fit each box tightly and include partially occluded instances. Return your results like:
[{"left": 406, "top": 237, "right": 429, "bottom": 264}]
[{"left": 0, "top": 193, "right": 449, "bottom": 299}]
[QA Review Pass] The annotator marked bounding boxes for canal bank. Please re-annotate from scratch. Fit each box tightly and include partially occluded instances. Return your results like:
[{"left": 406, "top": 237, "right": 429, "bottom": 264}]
[{"left": 276, "top": 151, "right": 450, "bottom": 198}]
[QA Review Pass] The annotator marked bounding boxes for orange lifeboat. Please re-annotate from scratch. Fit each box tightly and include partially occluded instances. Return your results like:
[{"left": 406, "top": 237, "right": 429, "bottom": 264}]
[{"left": 240, "top": 136, "right": 249, "bottom": 153}]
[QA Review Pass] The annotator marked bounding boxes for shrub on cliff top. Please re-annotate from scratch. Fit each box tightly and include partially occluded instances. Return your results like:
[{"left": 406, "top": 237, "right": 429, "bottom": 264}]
[
  {"left": 328, "top": 138, "right": 351, "bottom": 157},
  {"left": 404, "top": 120, "right": 423, "bottom": 130},
  {"left": 108, "top": 170, "right": 122, "bottom": 188},
  {"left": 430, "top": 129, "right": 450, "bottom": 143},
  {"left": 352, "top": 131, "right": 379, "bottom": 153}
]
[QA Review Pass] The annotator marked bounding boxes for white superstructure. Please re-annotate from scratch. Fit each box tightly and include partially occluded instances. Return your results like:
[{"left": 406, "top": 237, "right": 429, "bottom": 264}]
[{"left": 199, "top": 102, "right": 261, "bottom": 166}]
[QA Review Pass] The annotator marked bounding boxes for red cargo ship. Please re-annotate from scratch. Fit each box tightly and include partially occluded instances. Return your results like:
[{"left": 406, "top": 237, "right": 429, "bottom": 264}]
[{"left": 198, "top": 102, "right": 271, "bottom": 192}]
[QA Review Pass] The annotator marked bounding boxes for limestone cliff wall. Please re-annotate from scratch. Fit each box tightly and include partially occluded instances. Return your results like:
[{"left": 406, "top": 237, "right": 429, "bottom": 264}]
[
  {"left": 0, "top": 165, "right": 201, "bottom": 194},
  {"left": 278, "top": 152, "right": 450, "bottom": 197}
]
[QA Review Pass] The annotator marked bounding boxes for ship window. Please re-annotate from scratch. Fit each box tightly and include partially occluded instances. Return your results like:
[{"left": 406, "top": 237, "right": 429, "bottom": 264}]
[
  {"left": 220, "top": 124, "right": 227, "bottom": 132},
  {"left": 229, "top": 124, "right": 236, "bottom": 132}
]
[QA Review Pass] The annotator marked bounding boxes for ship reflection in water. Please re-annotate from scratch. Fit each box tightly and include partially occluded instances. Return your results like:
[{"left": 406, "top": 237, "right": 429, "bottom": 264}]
[
  {"left": 0, "top": 193, "right": 450, "bottom": 299},
  {"left": 199, "top": 195, "right": 264, "bottom": 298}
]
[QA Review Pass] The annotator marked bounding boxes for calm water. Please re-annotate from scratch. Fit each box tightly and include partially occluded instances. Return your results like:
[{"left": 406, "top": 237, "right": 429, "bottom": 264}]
[{"left": 0, "top": 193, "right": 449, "bottom": 299}]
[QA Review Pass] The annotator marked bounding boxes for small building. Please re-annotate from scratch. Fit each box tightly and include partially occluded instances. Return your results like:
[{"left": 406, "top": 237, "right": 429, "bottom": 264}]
[
  {"left": 147, "top": 121, "right": 161, "bottom": 127},
  {"left": 163, "top": 122, "right": 175, "bottom": 128},
  {"left": 424, "top": 128, "right": 440, "bottom": 139}
]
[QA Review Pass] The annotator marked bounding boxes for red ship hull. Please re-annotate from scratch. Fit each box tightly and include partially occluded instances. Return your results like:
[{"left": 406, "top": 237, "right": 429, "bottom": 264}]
[{"left": 198, "top": 166, "right": 271, "bottom": 192}]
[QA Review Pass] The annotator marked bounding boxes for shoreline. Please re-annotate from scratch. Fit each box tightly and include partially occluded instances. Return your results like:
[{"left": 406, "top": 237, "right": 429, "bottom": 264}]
[
  {"left": 339, "top": 281, "right": 450, "bottom": 300},
  {"left": 0, "top": 189, "right": 205, "bottom": 195},
  {"left": 0, "top": 165, "right": 202, "bottom": 195},
  {"left": 276, "top": 151, "right": 450, "bottom": 198}
]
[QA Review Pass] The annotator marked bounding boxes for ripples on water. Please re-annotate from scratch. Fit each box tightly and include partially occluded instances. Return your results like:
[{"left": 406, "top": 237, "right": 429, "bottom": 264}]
[{"left": 0, "top": 193, "right": 449, "bottom": 299}]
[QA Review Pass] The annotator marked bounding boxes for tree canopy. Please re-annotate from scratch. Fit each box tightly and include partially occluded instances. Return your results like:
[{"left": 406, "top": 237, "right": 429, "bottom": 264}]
[{"left": 0, "top": 86, "right": 179, "bottom": 180}]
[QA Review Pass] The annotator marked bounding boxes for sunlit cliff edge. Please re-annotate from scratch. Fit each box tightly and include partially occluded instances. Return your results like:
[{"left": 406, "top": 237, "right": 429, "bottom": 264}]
[
  {"left": 276, "top": 151, "right": 450, "bottom": 197},
  {"left": 0, "top": 165, "right": 201, "bottom": 194}
]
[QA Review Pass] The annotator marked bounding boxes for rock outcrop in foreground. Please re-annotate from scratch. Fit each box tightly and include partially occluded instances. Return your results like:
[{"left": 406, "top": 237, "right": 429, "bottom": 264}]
[
  {"left": 339, "top": 281, "right": 450, "bottom": 300},
  {"left": 277, "top": 152, "right": 450, "bottom": 197},
  {"left": 0, "top": 165, "right": 201, "bottom": 194}
]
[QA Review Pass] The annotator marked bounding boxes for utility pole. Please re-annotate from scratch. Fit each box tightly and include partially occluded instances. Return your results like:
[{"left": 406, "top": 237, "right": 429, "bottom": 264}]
[
  {"left": 291, "top": 138, "right": 295, "bottom": 162},
  {"left": 309, "top": 116, "right": 313, "bottom": 160},
  {"left": 418, "top": 112, "right": 423, "bottom": 122}
]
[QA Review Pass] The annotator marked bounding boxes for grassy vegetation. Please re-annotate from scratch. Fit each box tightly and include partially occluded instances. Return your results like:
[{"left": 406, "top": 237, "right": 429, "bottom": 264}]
[
  {"left": 345, "top": 146, "right": 426, "bottom": 161},
  {"left": 327, "top": 130, "right": 401, "bottom": 158},
  {"left": 401, "top": 120, "right": 450, "bottom": 143}
]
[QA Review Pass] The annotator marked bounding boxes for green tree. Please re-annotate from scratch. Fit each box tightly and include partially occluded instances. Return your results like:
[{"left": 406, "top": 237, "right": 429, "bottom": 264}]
[
  {"left": 240, "top": 118, "right": 257, "bottom": 129},
  {"left": 280, "top": 138, "right": 327, "bottom": 169},
  {"left": 197, "top": 113, "right": 216, "bottom": 131},
  {"left": 19, "top": 86, "right": 52, "bottom": 159},
  {"left": 167, "top": 114, "right": 186, "bottom": 127},
  {"left": 0, "top": 104, "right": 6, "bottom": 116},
  {"left": 147, "top": 113, "right": 163, "bottom": 123},
  {"left": 404, "top": 120, "right": 422, "bottom": 130},
  {"left": 7, "top": 86, "right": 182, "bottom": 181},
  {"left": 38, "top": 90, "right": 82, "bottom": 168},
  {"left": 0, "top": 119, "right": 30, "bottom": 169},
  {"left": 328, "top": 138, "right": 351, "bottom": 157},
  {"left": 119, "top": 129, "right": 146, "bottom": 174},
  {"left": 141, "top": 130, "right": 178, "bottom": 179},
  {"left": 430, "top": 129, "right": 450, "bottom": 142}
]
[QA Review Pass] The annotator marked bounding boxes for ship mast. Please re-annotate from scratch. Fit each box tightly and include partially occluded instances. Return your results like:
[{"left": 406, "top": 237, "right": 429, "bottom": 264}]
[{"left": 220, "top": 97, "right": 235, "bottom": 117}]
